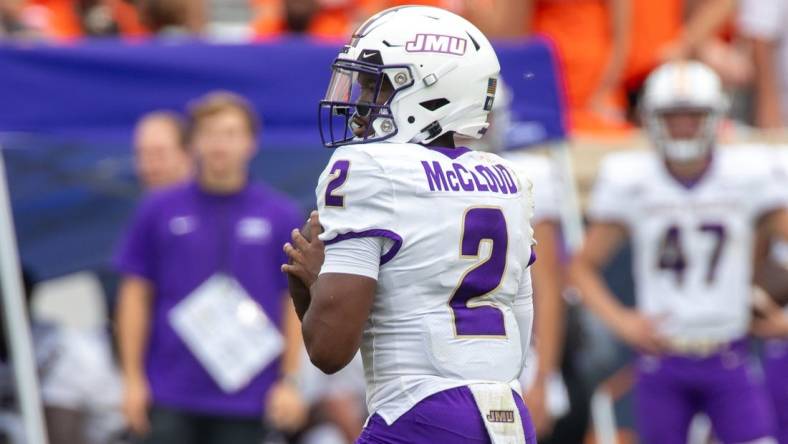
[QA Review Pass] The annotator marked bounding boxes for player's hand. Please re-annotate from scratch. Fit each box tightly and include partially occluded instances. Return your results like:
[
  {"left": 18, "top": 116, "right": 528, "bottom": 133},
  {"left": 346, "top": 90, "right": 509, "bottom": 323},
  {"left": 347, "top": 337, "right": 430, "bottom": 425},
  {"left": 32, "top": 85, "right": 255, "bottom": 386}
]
[
  {"left": 282, "top": 211, "right": 325, "bottom": 288},
  {"left": 752, "top": 291, "right": 788, "bottom": 338},
  {"left": 265, "top": 379, "right": 308, "bottom": 433},
  {"left": 752, "top": 312, "right": 788, "bottom": 338},
  {"left": 524, "top": 377, "right": 554, "bottom": 438},
  {"left": 613, "top": 310, "right": 669, "bottom": 355},
  {"left": 122, "top": 375, "right": 151, "bottom": 436}
]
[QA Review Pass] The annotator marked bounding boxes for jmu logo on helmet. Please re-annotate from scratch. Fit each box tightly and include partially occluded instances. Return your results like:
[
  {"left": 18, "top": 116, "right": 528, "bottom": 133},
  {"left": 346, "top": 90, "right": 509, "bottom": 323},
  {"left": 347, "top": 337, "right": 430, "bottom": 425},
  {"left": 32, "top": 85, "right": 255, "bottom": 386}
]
[{"left": 405, "top": 34, "right": 467, "bottom": 55}]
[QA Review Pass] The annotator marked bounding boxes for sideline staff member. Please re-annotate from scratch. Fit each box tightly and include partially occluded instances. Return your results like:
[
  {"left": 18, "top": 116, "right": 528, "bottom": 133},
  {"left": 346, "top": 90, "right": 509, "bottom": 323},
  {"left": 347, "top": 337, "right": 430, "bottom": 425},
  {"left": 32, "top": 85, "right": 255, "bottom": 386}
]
[
  {"left": 115, "top": 92, "right": 305, "bottom": 444},
  {"left": 133, "top": 111, "right": 193, "bottom": 190}
]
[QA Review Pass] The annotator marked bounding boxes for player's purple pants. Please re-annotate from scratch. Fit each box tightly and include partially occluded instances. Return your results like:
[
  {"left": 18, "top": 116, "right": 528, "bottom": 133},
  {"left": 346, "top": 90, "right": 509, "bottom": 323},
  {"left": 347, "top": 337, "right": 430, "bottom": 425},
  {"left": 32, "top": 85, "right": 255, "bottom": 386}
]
[
  {"left": 635, "top": 339, "right": 776, "bottom": 444},
  {"left": 355, "top": 386, "right": 537, "bottom": 444},
  {"left": 763, "top": 339, "right": 788, "bottom": 444}
]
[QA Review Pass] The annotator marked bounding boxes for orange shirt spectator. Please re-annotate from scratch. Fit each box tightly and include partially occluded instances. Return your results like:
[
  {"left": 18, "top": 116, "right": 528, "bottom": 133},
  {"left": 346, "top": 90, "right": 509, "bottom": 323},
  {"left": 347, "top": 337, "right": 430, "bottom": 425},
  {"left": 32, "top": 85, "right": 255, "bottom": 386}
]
[
  {"left": 531, "top": 0, "right": 632, "bottom": 135},
  {"left": 624, "top": 0, "right": 683, "bottom": 89},
  {"left": 378, "top": 0, "right": 454, "bottom": 7},
  {"left": 252, "top": 0, "right": 378, "bottom": 40},
  {"left": 373, "top": 0, "right": 518, "bottom": 38},
  {"left": 625, "top": 0, "right": 742, "bottom": 91},
  {"left": 25, "top": 0, "right": 145, "bottom": 40}
]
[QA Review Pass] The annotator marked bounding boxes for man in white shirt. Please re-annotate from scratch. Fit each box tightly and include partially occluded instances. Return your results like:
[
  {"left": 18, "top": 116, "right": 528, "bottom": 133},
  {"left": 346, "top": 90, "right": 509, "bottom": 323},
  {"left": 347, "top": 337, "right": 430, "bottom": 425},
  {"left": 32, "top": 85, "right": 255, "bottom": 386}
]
[{"left": 738, "top": 0, "right": 788, "bottom": 128}]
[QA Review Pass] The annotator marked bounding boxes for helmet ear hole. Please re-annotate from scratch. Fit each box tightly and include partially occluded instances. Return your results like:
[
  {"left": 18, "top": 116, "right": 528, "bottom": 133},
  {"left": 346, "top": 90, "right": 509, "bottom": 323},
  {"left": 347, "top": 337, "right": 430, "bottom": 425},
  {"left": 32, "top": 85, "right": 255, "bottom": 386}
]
[
  {"left": 407, "top": 116, "right": 415, "bottom": 124},
  {"left": 419, "top": 98, "right": 450, "bottom": 111}
]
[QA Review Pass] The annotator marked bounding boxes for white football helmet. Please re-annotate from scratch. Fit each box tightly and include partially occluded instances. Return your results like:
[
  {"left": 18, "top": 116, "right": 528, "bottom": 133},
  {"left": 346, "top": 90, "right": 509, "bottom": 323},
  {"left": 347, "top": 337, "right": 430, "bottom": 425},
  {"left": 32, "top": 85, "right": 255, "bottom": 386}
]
[
  {"left": 319, "top": 6, "right": 501, "bottom": 148},
  {"left": 641, "top": 61, "right": 729, "bottom": 162},
  {"left": 458, "top": 78, "right": 512, "bottom": 153}
]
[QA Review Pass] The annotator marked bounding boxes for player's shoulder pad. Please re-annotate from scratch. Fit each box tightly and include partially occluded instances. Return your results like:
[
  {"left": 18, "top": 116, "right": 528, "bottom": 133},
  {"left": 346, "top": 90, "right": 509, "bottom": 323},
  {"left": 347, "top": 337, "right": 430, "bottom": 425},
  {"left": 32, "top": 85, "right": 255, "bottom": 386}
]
[
  {"left": 473, "top": 150, "right": 531, "bottom": 195},
  {"left": 476, "top": 151, "right": 535, "bottom": 219},
  {"left": 596, "top": 150, "right": 656, "bottom": 185},
  {"left": 317, "top": 143, "right": 398, "bottom": 244},
  {"left": 327, "top": 143, "right": 383, "bottom": 166},
  {"left": 716, "top": 144, "right": 786, "bottom": 181}
]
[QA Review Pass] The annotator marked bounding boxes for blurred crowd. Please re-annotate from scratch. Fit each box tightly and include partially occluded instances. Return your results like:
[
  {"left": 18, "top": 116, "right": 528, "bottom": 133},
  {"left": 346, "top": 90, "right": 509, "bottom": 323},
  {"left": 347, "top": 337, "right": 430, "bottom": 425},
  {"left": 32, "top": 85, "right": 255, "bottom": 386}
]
[{"left": 0, "top": 0, "right": 787, "bottom": 134}]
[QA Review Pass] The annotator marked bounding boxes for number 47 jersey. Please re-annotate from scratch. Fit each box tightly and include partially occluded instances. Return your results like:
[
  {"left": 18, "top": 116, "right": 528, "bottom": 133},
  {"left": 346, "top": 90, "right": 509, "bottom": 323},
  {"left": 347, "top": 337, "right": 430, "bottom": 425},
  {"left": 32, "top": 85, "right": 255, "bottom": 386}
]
[
  {"left": 588, "top": 147, "right": 788, "bottom": 344},
  {"left": 316, "top": 143, "right": 536, "bottom": 425}
]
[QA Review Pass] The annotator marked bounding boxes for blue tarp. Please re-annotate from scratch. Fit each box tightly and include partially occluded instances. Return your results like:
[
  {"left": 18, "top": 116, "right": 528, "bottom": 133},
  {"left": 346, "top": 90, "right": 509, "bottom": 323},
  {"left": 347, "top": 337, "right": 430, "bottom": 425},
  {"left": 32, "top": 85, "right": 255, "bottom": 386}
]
[
  {"left": 0, "top": 37, "right": 566, "bottom": 148},
  {"left": 0, "top": 37, "right": 567, "bottom": 279}
]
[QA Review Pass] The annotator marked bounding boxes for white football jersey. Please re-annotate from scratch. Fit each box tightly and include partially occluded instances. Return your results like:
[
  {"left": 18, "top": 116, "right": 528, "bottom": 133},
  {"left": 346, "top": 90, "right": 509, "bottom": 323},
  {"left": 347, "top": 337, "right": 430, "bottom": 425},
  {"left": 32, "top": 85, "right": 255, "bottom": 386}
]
[
  {"left": 316, "top": 143, "right": 535, "bottom": 424},
  {"left": 504, "top": 151, "right": 561, "bottom": 223},
  {"left": 588, "top": 147, "right": 788, "bottom": 342}
]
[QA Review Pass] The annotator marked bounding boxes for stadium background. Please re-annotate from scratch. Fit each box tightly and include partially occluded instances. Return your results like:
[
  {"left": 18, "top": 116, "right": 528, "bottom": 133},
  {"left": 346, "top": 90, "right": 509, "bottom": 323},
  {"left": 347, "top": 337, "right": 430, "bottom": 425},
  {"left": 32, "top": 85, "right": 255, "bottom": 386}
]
[{"left": 0, "top": 0, "right": 786, "bottom": 443}]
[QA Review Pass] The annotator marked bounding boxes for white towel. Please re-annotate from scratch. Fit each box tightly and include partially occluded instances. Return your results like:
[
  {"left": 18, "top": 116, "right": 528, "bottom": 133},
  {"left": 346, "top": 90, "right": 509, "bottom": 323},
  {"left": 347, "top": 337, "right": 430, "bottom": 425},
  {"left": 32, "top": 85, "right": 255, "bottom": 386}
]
[{"left": 468, "top": 382, "right": 527, "bottom": 444}]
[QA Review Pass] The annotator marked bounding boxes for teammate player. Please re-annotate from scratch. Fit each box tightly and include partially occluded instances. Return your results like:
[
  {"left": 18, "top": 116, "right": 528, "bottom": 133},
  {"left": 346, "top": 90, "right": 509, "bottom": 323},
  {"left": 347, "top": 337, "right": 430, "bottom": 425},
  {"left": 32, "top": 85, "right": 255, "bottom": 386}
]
[
  {"left": 756, "top": 249, "right": 788, "bottom": 444},
  {"left": 283, "top": 6, "right": 537, "bottom": 443},
  {"left": 754, "top": 148, "right": 788, "bottom": 444},
  {"left": 570, "top": 61, "right": 788, "bottom": 444}
]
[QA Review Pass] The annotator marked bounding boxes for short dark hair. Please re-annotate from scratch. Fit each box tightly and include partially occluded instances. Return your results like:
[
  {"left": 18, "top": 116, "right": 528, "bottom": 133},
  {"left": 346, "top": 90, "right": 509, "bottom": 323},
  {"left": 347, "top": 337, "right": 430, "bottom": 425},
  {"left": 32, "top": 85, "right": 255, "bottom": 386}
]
[
  {"left": 136, "top": 110, "right": 189, "bottom": 149},
  {"left": 187, "top": 91, "right": 261, "bottom": 138}
]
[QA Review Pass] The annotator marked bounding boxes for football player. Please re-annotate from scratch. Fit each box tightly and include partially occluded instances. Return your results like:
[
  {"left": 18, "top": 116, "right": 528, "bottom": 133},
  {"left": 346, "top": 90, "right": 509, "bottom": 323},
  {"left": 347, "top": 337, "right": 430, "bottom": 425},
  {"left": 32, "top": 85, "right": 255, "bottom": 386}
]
[
  {"left": 570, "top": 61, "right": 788, "bottom": 444},
  {"left": 753, "top": 148, "right": 788, "bottom": 444},
  {"left": 282, "top": 6, "right": 537, "bottom": 443}
]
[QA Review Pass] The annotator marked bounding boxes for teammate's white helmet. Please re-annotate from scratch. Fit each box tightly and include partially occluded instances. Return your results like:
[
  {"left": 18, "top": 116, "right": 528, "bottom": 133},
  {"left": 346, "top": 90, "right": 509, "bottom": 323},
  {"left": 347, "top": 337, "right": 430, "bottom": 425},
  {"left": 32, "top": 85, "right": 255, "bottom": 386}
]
[
  {"left": 641, "top": 61, "right": 728, "bottom": 162},
  {"left": 319, "top": 6, "right": 501, "bottom": 148}
]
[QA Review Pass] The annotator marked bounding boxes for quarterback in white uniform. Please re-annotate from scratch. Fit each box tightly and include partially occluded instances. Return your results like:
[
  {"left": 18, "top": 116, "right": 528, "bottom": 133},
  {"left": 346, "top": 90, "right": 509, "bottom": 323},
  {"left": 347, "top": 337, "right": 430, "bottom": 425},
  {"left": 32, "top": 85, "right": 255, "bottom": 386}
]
[
  {"left": 570, "top": 61, "right": 788, "bottom": 444},
  {"left": 283, "top": 6, "right": 537, "bottom": 444}
]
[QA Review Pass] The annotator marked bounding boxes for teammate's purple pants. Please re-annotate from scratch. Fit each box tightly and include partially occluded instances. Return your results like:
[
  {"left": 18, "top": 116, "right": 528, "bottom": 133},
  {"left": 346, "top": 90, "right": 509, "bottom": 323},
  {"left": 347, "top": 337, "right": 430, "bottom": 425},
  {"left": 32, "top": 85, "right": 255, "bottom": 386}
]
[
  {"left": 635, "top": 339, "right": 776, "bottom": 444},
  {"left": 355, "top": 386, "right": 537, "bottom": 444},
  {"left": 763, "top": 339, "right": 788, "bottom": 444}
]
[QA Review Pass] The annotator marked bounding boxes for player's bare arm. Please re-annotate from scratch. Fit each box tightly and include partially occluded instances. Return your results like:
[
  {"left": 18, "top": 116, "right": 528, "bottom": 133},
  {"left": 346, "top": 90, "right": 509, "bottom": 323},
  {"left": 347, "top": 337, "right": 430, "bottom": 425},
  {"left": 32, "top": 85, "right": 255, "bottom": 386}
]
[
  {"left": 570, "top": 221, "right": 669, "bottom": 354},
  {"left": 282, "top": 212, "right": 375, "bottom": 374},
  {"left": 527, "top": 220, "right": 564, "bottom": 435},
  {"left": 115, "top": 276, "right": 153, "bottom": 435},
  {"left": 752, "top": 208, "right": 788, "bottom": 338},
  {"left": 762, "top": 208, "right": 788, "bottom": 245}
]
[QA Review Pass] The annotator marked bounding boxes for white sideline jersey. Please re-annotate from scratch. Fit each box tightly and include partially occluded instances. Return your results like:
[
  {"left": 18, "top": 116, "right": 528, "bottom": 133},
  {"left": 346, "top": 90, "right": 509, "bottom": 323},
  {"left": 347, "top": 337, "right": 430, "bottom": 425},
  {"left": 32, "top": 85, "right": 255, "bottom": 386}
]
[
  {"left": 315, "top": 143, "right": 536, "bottom": 424},
  {"left": 504, "top": 151, "right": 561, "bottom": 223},
  {"left": 588, "top": 147, "right": 788, "bottom": 342}
]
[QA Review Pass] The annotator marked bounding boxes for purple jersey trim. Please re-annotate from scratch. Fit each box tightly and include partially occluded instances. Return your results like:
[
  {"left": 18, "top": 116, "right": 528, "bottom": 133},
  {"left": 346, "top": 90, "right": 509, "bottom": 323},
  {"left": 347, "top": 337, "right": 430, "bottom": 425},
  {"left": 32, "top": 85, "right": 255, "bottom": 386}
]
[
  {"left": 528, "top": 250, "right": 536, "bottom": 267},
  {"left": 428, "top": 146, "right": 472, "bottom": 160},
  {"left": 324, "top": 229, "right": 403, "bottom": 266},
  {"left": 663, "top": 153, "right": 714, "bottom": 190}
]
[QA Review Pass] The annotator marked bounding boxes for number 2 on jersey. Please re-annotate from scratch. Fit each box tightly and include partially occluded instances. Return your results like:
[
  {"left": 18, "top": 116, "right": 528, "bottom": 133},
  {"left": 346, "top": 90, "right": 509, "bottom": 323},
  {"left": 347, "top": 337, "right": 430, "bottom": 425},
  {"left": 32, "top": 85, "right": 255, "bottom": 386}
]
[
  {"left": 450, "top": 207, "right": 507, "bottom": 337},
  {"left": 657, "top": 223, "right": 726, "bottom": 284},
  {"left": 325, "top": 160, "right": 350, "bottom": 207}
]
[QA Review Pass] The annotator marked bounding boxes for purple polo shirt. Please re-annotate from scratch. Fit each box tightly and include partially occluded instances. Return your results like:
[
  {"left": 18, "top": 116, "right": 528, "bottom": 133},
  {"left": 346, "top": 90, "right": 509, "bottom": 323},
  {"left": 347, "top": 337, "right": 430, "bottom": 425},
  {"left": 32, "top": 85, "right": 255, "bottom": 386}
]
[{"left": 114, "top": 180, "right": 302, "bottom": 417}]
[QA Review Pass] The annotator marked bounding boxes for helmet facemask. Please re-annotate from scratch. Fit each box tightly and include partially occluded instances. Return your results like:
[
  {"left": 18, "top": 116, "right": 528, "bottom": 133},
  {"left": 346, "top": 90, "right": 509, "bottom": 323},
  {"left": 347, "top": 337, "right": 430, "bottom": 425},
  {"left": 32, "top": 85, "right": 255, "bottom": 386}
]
[
  {"left": 319, "top": 57, "right": 414, "bottom": 148},
  {"left": 645, "top": 107, "right": 721, "bottom": 163}
]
